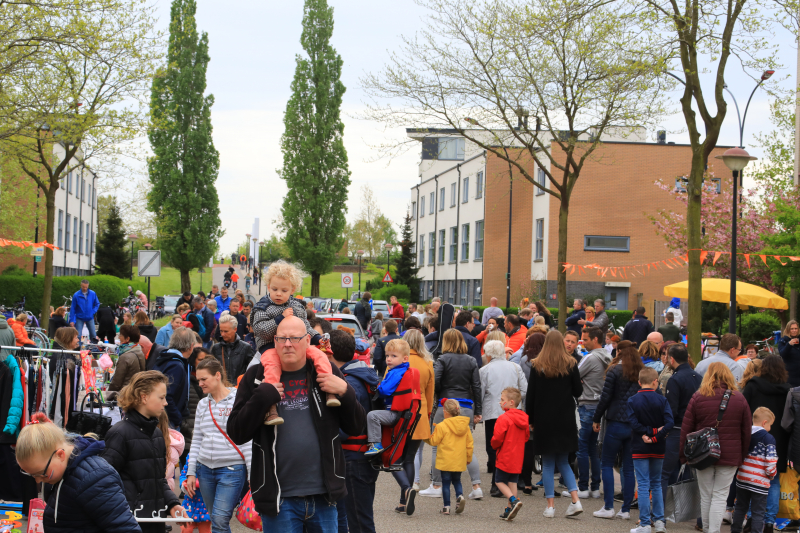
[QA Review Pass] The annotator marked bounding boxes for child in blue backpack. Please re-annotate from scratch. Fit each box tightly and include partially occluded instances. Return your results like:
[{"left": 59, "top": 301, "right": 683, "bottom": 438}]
[{"left": 628, "top": 367, "right": 674, "bottom": 533}]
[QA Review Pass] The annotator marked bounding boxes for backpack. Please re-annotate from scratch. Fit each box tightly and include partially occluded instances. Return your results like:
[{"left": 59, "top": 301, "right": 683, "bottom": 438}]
[
  {"left": 188, "top": 311, "right": 207, "bottom": 337},
  {"left": 341, "top": 369, "right": 383, "bottom": 414}
]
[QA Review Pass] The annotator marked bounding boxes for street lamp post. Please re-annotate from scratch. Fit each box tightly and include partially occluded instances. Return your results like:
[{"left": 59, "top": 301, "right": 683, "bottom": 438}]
[
  {"left": 258, "top": 240, "right": 266, "bottom": 293},
  {"left": 357, "top": 250, "right": 364, "bottom": 292},
  {"left": 128, "top": 234, "right": 138, "bottom": 280},
  {"left": 245, "top": 233, "right": 251, "bottom": 269},
  {"left": 715, "top": 148, "right": 757, "bottom": 334},
  {"left": 385, "top": 243, "right": 394, "bottom": 279}
]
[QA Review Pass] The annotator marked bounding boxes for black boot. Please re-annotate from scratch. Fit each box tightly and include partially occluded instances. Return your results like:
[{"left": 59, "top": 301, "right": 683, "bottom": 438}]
[{"left": 764, "top": 524, "right": 774, "bottom": 533}]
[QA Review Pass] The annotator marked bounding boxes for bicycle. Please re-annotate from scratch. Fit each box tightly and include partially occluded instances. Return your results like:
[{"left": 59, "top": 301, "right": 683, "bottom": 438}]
[
  {"left": 62, "top": 295, "right": 73, "bottom": 322},
  {"left": 750, "top": 337, "right": 778, "bottom": 357},
  {"left": 25, "top": 327, "right": 50, "bottom": 351}
]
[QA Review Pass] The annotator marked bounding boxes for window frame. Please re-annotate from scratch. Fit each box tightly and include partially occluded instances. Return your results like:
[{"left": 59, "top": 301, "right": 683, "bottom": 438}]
[
  {"left": 449, "top": 226, "right": 457, "bottom": 262},
  {"left": 535, "top": 218, "right": 544, "bottom": 260},
  {"left": 419, "top": 196, "right": 425, "bottom": 218},
  {"left": 450, "top": 183, "right": 456, "bottom": 207},
  {"left": 57, "top": 210, "right": 63, "bottom": 248},
  {"left": 583, "top": 235, "right": 631, "bottom": 252},
  {"left": 438, "top": 229, "right": 445, "bottom": 263},
  {"left": 437, "top": 137, "right": 465, "bottom": 161},
  {"left": 462, "top": 177, "right": 469, "bottom": 203},
  {"left": 535, "top": 168, "right": 546, "bottom": 196},
  {"left": 411, "top": 201, "right": 417, "bottom": 220},
  {"left": 419, "top": 235, "right": 425, "bottom": 265},
  {"left": 428, "top": 232, "right": 435, "bottom": 265},
  {"left": 439, "top": 187, "right": 445, "bottom": 211},
  {"left": 65, "top": 214, "right": 70, "bottom": 252},
  {"left": 476, "top": 171, "right": 484, "bottom": 199},
  {"left": 73, "top": 217, "right": 78, "bottom": 252},
  {"left": 429, "top": 192, "right": 434, "bottom": 214},
  {"left": 461, "top": 223, "right": 470, "bottom": 261},
  {"left": 475, "top": 220, "right": 484, "bottom": 260}
]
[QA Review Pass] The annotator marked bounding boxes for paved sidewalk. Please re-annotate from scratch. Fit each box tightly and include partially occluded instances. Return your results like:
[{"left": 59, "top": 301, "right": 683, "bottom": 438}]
[{"left": 212, "top": 263, "right": 264, "bottom": 300}]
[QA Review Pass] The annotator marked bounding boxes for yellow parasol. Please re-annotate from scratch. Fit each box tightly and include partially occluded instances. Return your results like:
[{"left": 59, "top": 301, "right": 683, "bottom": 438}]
[{"left": 664, "top": 278, "right": 788, "bottom": 310}]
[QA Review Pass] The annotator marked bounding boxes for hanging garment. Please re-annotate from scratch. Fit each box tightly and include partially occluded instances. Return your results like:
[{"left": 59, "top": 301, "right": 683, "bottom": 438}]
[
  {"left": 2, "top": 355, "right": 22, "bottom": 437},
  {"left": 0, "top": 444, "right": 37, "bottom": 515}
]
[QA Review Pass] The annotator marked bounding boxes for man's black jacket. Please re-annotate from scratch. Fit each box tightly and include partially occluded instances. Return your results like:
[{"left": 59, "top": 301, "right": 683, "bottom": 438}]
[{"left": 227, "top": 358, "right": 366, "bottom": 518}]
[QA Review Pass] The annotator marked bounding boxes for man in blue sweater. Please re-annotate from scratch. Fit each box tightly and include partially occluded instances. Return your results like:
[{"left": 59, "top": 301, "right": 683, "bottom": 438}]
[
  {"left": 214, "top": 286, "right": 232, "bottom": 319},
  {"left": 152, "top": 327, "right": 193, "bottom": 429},
  {"left": 627, "top": 367, "right": 674, "bottom": 533},
  {"left": 70, "top": 279, "right": 100, "bottom": 342}
]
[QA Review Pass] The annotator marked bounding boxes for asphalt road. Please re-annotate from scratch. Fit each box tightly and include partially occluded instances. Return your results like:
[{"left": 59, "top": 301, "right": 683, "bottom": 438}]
[{"left": 227, "top": 426, "right": 706, "bottom": 533}]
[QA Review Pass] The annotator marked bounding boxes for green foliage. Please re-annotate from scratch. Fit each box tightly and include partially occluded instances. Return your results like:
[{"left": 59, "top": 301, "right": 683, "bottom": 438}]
[
  {"left": 722, "top": 313, "right": 782, "bottom": 344},
  {"left": 373, "top": 284, "right": 411, "bottom": 302},
  {"left": 701, "top": 301, "right": 729, "bottom": 336},
  {"left": 2, "top": 265, "right": 29, "bottom": 276},
  {"left": 392, "top": 213, "right": 421, "bottom": 299},
  {"left": 0, "top": 274, "right": 145, "bottom": 318},
  {"left": 95, "top": 199, "right": 129, "bottom": 278},
  {"left": 279, "top": 0, "right": 350, "bottom": 296},
  {"left": 147, "top": 0, "right": 221, "bottom": 293}
]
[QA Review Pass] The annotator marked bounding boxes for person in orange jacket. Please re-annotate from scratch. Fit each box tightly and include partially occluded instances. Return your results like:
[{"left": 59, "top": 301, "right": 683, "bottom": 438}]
[
  {"left": 504, "top": 315, "right": 528, "bottom": 356},
  {"left": 9, "top": 314, "right": 37, "bottom": 347}
]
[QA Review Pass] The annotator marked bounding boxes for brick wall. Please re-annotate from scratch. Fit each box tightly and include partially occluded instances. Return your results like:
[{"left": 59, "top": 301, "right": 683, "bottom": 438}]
[{"left": 546, "top": 142, "right": 732, "bottom": 312}]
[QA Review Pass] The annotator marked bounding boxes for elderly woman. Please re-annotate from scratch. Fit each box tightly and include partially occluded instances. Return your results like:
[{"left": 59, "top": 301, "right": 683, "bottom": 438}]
[
  {"left": 9, "top": 313, "right": 37, "bottom": 347},
  {"left": 480, "top": 340, "right": 527, "bottom": 497},
  {"left": 134, "top": 289, "right": 148, "bottom": 310}
]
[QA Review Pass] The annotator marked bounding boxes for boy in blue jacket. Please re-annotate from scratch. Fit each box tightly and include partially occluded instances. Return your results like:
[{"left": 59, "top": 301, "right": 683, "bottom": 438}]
[
  {"left": 365, "top": 338, "right": 413, "bottom": 456},
  {"left": 628, "top": 367, "right": 674, "bottom": 533}
]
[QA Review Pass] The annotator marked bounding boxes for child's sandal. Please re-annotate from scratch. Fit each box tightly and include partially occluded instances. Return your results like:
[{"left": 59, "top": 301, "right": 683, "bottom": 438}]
[
  {"left": 441, "top": 506, "right": 450, "bottom": 515},
  {"left": 326, "top": 393, "right": 341, "bottom": 407}
]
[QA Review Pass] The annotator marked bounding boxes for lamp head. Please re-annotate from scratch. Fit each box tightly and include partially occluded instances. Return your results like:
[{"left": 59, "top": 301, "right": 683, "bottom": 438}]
[
  {"left": 761, "top": 70, "right": 774, "bottom": 81},
  {"left": 128, "top": 234, "right": 138, "bottom": 241},
  {"left": 356, "top": 250, "right": 364, "bottom": 257},
  {"left": 715, "top": 147, "right": 757, "bottom": 172},
  {"left": 384, "top": 243, "right": 394, "bottom": 250}
]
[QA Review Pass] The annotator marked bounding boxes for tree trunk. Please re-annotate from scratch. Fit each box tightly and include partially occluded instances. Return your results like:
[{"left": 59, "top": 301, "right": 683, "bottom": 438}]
[
  {"left": 557, "top": 196, "right": 569, "bottom": 333},
  {"left": 311, "top": 273, "right": 320, "bottom": 298},
  {"left": 687, "top": 157, "right": 704, "bottom": 363},
  {"left": 39, "top": 187, "right": 57, "bottom": 331},
  {"left": 180, "top": 269, "right": 191, "bottom": 293}
]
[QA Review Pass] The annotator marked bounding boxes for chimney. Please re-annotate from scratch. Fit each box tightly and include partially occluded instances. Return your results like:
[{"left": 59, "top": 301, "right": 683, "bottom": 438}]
[{"left": 657, "top": 130, "right": 667, "bottom": 144}]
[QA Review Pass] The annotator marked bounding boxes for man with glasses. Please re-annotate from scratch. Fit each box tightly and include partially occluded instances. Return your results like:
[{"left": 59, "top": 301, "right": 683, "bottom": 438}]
[{"left": 228, "top": 316, "right": 366, "bottom": 532}]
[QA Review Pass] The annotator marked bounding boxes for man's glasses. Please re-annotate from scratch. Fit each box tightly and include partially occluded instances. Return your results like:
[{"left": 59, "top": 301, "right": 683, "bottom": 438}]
[
  {"left": 21, "top": 448, "right": 60, "bottom": 479},
  {"left": 275, "top": 335, "right": 308, "bottom": 345}
]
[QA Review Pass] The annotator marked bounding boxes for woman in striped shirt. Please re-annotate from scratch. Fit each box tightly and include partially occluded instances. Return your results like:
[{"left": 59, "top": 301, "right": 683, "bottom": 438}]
[{"left": 183, "top": 357, "right": 252, "bottom": 533}]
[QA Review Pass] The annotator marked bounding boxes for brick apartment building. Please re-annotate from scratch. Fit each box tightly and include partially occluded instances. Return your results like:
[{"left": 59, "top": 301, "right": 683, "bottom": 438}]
[{"left": 409, "top": 128, "right": 732, "bottom": 314}]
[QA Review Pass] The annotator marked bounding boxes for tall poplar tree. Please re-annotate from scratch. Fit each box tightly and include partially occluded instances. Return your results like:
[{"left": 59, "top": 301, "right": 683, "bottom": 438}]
[
  {"left": 147, "top": 0, "right": 221, "bottom": 292},
  {"left": 280, "top": 0, "right": 351, "bottom": 297}
]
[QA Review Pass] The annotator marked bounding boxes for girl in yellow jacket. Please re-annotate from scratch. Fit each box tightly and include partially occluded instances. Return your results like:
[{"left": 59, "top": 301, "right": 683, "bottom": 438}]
[{"left": 426, "top": 399, "right": 474, "bottom": 515}]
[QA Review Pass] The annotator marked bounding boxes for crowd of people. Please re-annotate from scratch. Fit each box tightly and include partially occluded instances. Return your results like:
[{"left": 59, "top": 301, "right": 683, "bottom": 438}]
[{"left": 9, "top": 269, "right": 800, "bottom": 533}]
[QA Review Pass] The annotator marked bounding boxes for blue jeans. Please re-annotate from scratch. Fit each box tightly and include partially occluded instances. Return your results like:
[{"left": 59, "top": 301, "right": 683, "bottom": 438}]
[
  {"left": 764, "top": 474, "right": 780, "bottom": 525},
  {"left": 634, "top": 458, "right": 664, "bottom": 526},
  {"left": 74, "top": 317, "right": 96, "bottom": 341},
  {"left": 343, "top": 459, "right": 379, "bottom": 533},
  {"left": 577, "top": 405, "right": 600, "bottom": 491},
  {"left": 601, "top": 420, "right": 636, "bottom": 512},
  {"left": 542, "top": 453, "right": 578, "bottom": 499},
  {"left": 335, "top": 500, "right": 348, "bottom": 533},
  {"left": 196, "top": 463, "right": 247, "bottom": 533},
  {"left": 260, "top": 495, "right": 338, "bottom": 533},
  {"left": 441, "top": 471, "right": 463, "bottom": 507}
]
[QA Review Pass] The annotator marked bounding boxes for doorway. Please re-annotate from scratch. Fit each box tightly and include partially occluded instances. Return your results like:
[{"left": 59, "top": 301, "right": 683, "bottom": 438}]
[{"left": 605, "top": 287, "right": 629, "bottom": 310}]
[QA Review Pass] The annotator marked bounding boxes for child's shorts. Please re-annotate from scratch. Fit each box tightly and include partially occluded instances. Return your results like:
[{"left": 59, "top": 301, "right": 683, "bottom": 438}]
[{"left": 495, "top": 468, "right": 520, "bottom": 484}]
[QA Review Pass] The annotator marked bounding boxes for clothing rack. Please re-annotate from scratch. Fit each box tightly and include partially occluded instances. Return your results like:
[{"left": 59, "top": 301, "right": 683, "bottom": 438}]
[{"left": 0, "top": 345, "right": 83, "bottom": 355}]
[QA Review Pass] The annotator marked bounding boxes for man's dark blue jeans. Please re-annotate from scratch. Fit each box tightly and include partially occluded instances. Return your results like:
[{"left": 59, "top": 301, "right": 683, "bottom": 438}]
[
  {"left": 577, "top": 405, "right": 600, "bottom": 492},
  {"left": 343, "top": 459, "right": 379, "bottom": 533},
  {"left": 661, "top": 430, "right": 691, "bottom": 510},
  {"left": 260, "top": 495, "right": 338, "bottom": 533}
]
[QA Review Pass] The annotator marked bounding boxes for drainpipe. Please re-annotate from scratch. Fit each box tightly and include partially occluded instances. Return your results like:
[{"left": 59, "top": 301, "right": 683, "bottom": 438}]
[
  {"left": 63, "top": 171, "right": 69, "bottom": 270},
  {"left": 89, "top": 170, "right": 97, "bottom": 274},
  {"left": 433, "top": 176, "right": 439, "bottom": 299},
  {"left": 77, "top": 167, "right": 83, "bottom": 274},
  {"left": 414, "top": 184, "right": 420, "bottom": 298},
  {"left": 455, "top": 164, "right": 461, "bottom": 305}
]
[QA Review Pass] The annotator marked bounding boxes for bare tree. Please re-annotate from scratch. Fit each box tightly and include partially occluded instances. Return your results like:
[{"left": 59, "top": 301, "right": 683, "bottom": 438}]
[{"left": 362, "top": 0, "right": 669, "bottom": 328}]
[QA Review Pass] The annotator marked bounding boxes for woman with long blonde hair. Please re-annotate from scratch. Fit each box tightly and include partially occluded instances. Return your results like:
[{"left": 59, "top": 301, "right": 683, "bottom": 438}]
[
  {"left": 527, "top": 330, "right": 583, "bottom": 517},
  {"left": 681, "top": 363, "right": 752, "bottom": 533},
  {"left": 778, "top": 319, "right": 800, "bottom": 386},
  {"left": 738, "top": 358, "right": 762, "bottom": 390}
]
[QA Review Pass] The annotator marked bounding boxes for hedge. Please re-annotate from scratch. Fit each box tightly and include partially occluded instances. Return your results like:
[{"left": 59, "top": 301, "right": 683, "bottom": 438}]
[
  {"left": 721, "top": 313, "right": 782, "bottom": 343},
  {"left": 0, "top": 274, "right": 147, "bottom": 319}
]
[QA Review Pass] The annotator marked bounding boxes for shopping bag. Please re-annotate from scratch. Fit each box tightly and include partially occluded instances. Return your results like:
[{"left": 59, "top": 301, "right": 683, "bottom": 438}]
[
  {"left": 778, "top": 468, "right": 800, "bottom": 520},
  {"left": 665, "top": 465, "right": 701, "bottom": 523},
  {"left": 236, "top": 490, "right": 262, "bottom": 531},
  {"left": 27, "top": 498, "right": 45, "bottom": 533},
  {"left": 97, "top": 352, "right": 113, "bottom": 370}
]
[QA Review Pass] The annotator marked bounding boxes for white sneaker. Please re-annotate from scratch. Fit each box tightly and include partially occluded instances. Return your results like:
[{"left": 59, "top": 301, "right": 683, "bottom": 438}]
[
  {"left": 419, "top": 485, "right": 442, "bottom": 497},
  {"left": 631, "top": 527, "right": 652, "bottom": 533},
  {"left": 616, "top": 511, "right": 631, "bottom": 520},
  {"left": 543, "top": 507, "right": 555, "bottom": 518},
  {"left": 563, "top": 490, "right": 589, "bottom": 498},
  {"left": 594, "top": 508, "right": 615, "bottom": 519},
  {"left": 566, "top": 501, "right": 583, "bottom": 517},
  {"left": 412, "top": 482, "right": 420, "bottom": 491},
  {"left": 654, "top": 520, "right": 666, "bottom": 533},
  {"left": 723, "top": 510, "right": 733, "bottom": 525},
  {"left": 590, "top": 490, "right": 602, "bottom": 499},
  {"left": 468, "top": 488, "right": 483, "bottom": 500}
]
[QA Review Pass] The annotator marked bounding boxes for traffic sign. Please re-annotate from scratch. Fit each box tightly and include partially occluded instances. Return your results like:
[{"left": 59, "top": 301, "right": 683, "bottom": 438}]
[
  {"left": 382, "top": 272, "right": 393, "bottom": 283},
  {"left": 341, "top": 273, "right": 354, "bottom": 288},
  {"left": 138, "top": 250, "right": 162, "bottom": 277},
  {"left": 30, "top": 246, "right": 44, "bottom": 257}
]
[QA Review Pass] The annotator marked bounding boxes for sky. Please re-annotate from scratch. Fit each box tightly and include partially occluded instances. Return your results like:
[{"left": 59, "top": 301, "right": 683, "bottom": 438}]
[{"left": 146, "top": 0, "right": 799, "bottom": 255}]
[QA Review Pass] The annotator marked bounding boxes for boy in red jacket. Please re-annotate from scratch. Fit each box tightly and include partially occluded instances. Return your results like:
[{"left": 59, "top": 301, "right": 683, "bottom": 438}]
[{"left": 491, "top": 387, "right": 530, "bottom": 521}]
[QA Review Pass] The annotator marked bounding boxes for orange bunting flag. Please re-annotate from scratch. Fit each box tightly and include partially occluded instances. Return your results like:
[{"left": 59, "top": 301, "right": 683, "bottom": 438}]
[
  {"left": 774, "top": 255, "right": 787, "bottom": 266},
  {"left": 578, "top": 266, "right": 585, "bottom": 275},
  {"left": 562, "top": 264, "right": 568, "bottom": 272},
  {"left": 790, "top": 257, "right": 800, "bottom": 261},
  {"left": 663, "top": 260, "right": 674, "bottom": 270},
  {"left": 611, "top": 268, "right": 617, "bottom": 278},
  {"left": 744, "top": 254, "right": 750, "bottom": 268},
  {"left": 713, "top": 252, "right": 723, "bottom": 265},
  {"left": 602, "top": 267, "right": 609, "bottom": 277},
  {"left": 700, "top": 251, "right": 709, "bottom": 264},
  {"left": 570, "top": 265, "right": 575, "bottom": 274},
  {"left": 760, "top": 255, "right": 768, "bottom": 265}
]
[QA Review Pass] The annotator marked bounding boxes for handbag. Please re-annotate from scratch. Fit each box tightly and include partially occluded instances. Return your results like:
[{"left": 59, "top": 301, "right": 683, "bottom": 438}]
[
  {"left": 684, "top": 389, "right": 732, "bottom": 470},
  {"left": 665, "top": 465, "right": 701, "bottom": 523},
  {"left": 65, "top": 392, "right": 112, "bottom": 439},
  {"left": 208, "top": 403, "right": 262, "bottom": 531},
  {"left": 778, "top": 468, "right": 800, "bottom": 520}
]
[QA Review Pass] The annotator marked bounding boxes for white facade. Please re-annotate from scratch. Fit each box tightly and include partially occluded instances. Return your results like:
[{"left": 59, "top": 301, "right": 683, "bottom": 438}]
[
  {"left": 51, "top": 145, "right": 99, "bottom": 277},
  {"left": 409, "top": 131, "right": 486, "bottom": 305}
]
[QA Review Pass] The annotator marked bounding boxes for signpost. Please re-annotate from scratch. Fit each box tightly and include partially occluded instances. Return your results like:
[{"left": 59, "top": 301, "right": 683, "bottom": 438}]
[
  {"left": 382, "top": 272, "right": 394, "bottom": 283},
  {"left": 30, "top": 246, "right": 43, "bottom": 264},
  {"left": 341, "top": 273, "right": 353, "bottom": 299},
  {"left": 138, "top": 250, "right": 162, "bottom": 312}
]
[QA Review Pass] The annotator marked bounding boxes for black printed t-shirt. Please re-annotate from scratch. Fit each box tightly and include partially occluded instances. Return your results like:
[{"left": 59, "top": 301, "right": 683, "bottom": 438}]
[{"left": 275, "top": 367, "right": 326, "bottom": 497}]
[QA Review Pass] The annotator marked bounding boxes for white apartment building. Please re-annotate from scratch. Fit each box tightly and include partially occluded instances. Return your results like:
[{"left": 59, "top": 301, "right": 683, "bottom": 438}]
[{"left": 408, "top": 130, "right": 487, "bottom": 306}]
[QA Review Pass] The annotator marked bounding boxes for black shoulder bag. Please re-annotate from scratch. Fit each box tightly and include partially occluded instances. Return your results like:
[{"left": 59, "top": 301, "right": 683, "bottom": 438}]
[{"left": 684, "top": 389, "right": 732, "bottom": 470}]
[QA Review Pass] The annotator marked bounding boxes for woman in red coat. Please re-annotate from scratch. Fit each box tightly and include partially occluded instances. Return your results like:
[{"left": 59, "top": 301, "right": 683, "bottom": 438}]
[{"left": 680, "top": 362, "right": 752, "bottom": 533}]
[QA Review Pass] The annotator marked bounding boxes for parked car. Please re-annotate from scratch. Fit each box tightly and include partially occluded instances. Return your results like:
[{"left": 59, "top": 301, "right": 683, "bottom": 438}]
[
  {"left": 371, "top": 300, "right": 390, "bottom": 319},
  {"left": 163, "top": 295, "right": 182, "bottom": 316},
  {"left": 320, "top": 314, "right": 368, "bottom": 339}
]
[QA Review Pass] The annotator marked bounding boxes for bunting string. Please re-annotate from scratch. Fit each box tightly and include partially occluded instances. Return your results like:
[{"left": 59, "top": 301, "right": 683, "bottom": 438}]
[
  {"left": 0, "top": 239, "right": 58, "bottom": 250},
  {"left": 561, "top": 250, "right": 800, "bottom": 278}
]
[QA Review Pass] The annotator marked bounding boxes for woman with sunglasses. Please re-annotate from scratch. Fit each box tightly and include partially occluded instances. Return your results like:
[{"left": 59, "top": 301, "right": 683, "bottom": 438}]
[{"left": 16, "top": 412, "right": 141, "bottom": 532}]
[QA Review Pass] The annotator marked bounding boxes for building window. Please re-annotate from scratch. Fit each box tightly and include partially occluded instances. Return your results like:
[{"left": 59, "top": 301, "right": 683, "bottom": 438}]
[
  {"left": 535, "top": 168, "right": 546, "bottom": 196},
  {"left": 438, "top": 229, "right": 445, "bottom": 263},
  {"left": 475, "top": 220, "right": 484, "bottom": 259},
  {"left": 675, "top": 177, "right": 688, "bottom": 192},
  {"left": 461, "top": 223, "right": 470, "bottom": 260},
  {"left": 73, "top": 218, "right": 78, "bottom": 252},
  {"left": 476, "top": 171, "right": 483, "bottom": 198},
  {"left": 438, "top": 138, "right": 465, "bottom": 160},
  {"left": 429, "top": 192, "right": 434, "bottom": 214},
  {"left": 67, "top": 172, "right": 72, "bottom": 194},
  {"left": 710, "top": 178, "right": 721, "bottom": 194},
  {"left": 419, "top": 235, "right": 424, "bottom": 266},
  {"left": 88, "top": 184, "right": 92, "bottom": 207},
  {"left": 81, "top": 178, "right": 85, "bottom": 202},
  {"left": 462, "top": 177, "right": 469, "bottom": 203},
  {"left": 92, "top": 231, "right": 95, "bottom": 253},
  {"left": 450, "top": 183, "right": 456, "bottom": 207},
  {"left": 65, "top": 215, "right": 70, "bottom": 252},
  {"left": 57, "top": 210, "right": 63, "bottom": 249},
  {"left": 428, "top": 232, "right": 435, "bottom": 265},
  {"left": 79, "top": 221, "right": 83, "bottom": 255},
  {"left": 419, "top": 196, "right": 425, "bottom": 217},
  {"left": 411, "top": 201, "right": 417, "bottom": 219},
  {"left": 473, "top": 279, "right": 481, "bottom": 305},
  {"left": 439, "top": 187, "right": 445, "bottom": 211},
  {"left": 448, "top": 280, "right": 456, "bottom": 303},
  {"left": 460, "top": 280, "right": 468, "bottom": 305},
  {"left": 419, "top": 283, "right": 426, "bottom": 301},
  {"left": 535, "top": 218, "right": 544, "bottom": 260},
  {"left": 60, "top": 177, "right": 65, "bottom": 190},
  {"left": 584, "top": 235, "right": 630, "bottom": 252},
  {"left": 85, "top": 223, "right": 90, "bottom": 255},
  {"left": 427, "top": 280, "right": 433, "bottom": 300},
  {"left": 449, "top": 226, "right": 457, "bottom": 262},
  {"left": 93, "top": 188, "right": 97, "bottom": 207}
]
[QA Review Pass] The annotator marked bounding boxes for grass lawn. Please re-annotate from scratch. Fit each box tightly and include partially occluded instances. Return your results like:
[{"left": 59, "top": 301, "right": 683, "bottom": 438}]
[
  {"left": 133, "top": 266, "right": 214, "bottom": 298},
  {"left": 301, "top": 265, "right": 394, "bottom": 300}
]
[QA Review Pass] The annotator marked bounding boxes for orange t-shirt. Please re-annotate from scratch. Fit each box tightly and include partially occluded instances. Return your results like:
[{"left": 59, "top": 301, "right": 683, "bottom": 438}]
[{"left": 231, "top": 273, "right": 239, "bottom": 282}]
